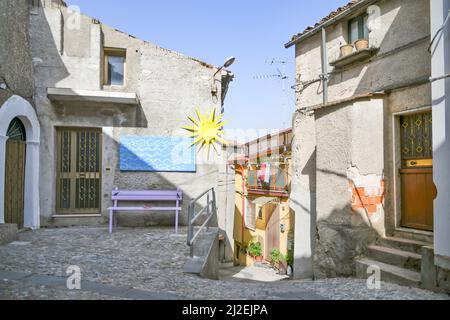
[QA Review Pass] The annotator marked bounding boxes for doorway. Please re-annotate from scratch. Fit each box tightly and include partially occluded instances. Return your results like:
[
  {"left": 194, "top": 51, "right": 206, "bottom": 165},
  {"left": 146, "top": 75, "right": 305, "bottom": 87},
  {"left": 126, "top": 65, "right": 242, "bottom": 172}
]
[
  {"left": 56, "top": 127, "right": 102, "bottom": 214},
  {"left": 265, "top": 205, "right": 280, "bottom": 260},
  {"left": 399, "top": 111, "right": 435, "bottom": 231},
  {"left": 4, "top": 118, "right": 27, "bottom": 229}
]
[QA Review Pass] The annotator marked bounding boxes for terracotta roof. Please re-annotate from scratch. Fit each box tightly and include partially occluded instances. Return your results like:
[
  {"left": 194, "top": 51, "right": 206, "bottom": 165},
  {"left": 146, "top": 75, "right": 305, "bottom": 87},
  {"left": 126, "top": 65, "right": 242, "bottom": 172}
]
[{"left": 287, "top": 0, "right": 363, "bottom": 47}]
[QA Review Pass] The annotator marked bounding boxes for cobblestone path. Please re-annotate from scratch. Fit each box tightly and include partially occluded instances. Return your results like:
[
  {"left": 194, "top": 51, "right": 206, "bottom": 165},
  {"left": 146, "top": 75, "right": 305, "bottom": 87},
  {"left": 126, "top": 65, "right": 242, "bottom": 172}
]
[{"left": 0, "top": 227, "right": 448, "bottom": 300}]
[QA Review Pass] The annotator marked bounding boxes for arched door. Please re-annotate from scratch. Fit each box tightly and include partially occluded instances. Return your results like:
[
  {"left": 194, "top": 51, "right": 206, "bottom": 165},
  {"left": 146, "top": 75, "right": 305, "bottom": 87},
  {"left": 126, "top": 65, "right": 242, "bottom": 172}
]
[{"left": 4, "top": 118, "right": 26, "bottom": 229}]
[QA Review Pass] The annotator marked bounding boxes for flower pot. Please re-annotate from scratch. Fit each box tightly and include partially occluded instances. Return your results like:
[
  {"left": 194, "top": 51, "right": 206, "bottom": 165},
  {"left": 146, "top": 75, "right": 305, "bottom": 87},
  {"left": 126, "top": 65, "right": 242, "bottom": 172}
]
[
  {"left": 255, "top": 256, "right": 263, "bottom": 263},
  {"left": 340, "top": 44, "right": 354, "bottom": 57},
  {"left": 354, "top": 39, "right": 369, "bottom": 51},
  {"left": 278, "top": 262, "right": 288, "bottom": 275},
  {"left": 287, "top": 265, "right": 293, "bottom": 277}
]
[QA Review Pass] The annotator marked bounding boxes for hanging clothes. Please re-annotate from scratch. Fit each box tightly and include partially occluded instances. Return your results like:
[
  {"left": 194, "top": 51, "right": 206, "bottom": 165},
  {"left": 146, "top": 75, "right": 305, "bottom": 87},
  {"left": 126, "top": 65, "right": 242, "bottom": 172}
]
[{"left": 259, "top": 163, "right": 267, "bottom": 184}]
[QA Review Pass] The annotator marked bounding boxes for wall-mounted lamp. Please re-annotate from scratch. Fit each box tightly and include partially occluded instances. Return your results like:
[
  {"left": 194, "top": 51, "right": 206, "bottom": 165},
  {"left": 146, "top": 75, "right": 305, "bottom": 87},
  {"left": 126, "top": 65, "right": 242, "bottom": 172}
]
[
  {"left": 211, "top": 56, "right": 236, "bottom": 96},
  {"left": 280, "top": 223, "right": 286, "bottom": 233}
]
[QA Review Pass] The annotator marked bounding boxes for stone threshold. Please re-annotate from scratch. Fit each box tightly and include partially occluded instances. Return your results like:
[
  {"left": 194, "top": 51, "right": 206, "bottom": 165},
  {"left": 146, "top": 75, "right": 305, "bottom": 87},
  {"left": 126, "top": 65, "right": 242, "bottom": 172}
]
[
  {"left": 0, "top": 270, "right": 182, "bottom": 300},
  {"left": 52, "top": 215, "right": 103, "bottom": 218}
]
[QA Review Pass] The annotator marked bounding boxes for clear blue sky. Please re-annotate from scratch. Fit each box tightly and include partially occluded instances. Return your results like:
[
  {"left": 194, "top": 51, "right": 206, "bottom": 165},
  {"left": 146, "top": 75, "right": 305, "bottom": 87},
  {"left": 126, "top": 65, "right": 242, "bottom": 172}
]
[{"left": 66, "top": 0, "right": 348, "bottom": 134}]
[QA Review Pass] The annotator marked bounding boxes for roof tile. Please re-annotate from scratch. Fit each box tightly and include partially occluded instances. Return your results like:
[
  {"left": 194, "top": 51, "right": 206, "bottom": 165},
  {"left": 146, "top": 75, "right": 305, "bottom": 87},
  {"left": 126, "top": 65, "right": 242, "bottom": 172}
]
[{"left": 290, "top": 0, "right": 362, "bottom": 42}]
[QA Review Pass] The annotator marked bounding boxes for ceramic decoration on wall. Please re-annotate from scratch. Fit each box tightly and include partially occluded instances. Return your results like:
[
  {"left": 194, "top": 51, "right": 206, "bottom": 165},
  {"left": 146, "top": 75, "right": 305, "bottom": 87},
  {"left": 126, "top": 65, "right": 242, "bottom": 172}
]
[
  {"left": 119, "top": 135, "right": 196, "bottom": 172},
  {"left": 182, "top": 107, "right": 227, "bottom": 158}
]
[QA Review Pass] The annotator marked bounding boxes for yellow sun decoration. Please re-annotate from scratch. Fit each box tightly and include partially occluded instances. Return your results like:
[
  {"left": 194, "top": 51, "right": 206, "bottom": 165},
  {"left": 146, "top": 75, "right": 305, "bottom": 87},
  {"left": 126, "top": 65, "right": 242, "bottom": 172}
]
[{"left": 183, "top": 108, "right": 227, "bottom": 157}]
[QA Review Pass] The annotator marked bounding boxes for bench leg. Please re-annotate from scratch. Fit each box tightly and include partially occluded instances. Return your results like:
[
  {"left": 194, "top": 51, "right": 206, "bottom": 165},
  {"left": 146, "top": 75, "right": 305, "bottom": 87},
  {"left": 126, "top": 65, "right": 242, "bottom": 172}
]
[
  {"left": 175, "top": 200, "right": 179, "bottom": 234},
  {"left": 175, "top": 209, "right": 179, "bottom": 234},
  {"left": 109, "top": 210, "right": 113, "bottom": 234}
]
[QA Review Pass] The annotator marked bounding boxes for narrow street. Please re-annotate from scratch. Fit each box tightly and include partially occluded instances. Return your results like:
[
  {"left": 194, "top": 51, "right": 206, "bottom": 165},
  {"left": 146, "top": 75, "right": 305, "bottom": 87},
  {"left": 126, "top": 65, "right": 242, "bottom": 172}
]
[{"left": 0, "top": 227, "right": 447, "bottom": 300}]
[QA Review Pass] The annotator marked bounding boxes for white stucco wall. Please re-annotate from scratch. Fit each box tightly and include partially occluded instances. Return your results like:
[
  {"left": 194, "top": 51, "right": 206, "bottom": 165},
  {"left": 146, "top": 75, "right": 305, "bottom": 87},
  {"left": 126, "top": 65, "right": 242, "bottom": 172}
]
[{"left": 431, "top": 0, "right": 450, "bottom": 261}]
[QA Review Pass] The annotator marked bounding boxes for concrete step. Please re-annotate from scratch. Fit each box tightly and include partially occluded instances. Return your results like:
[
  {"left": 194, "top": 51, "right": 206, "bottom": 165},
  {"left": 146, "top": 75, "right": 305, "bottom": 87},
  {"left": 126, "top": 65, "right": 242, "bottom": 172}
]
[
  {"left": 394, "top": 228, "right": 434, "bottom": 244},
  {"left": 184, "top": 227, "right": 220, "bottom": 280},
  {"left": 377, "top": 236, "right": 431, "bottom": 254},
  {"left": 366, "top": 245, "right": 421, "bottom": 271},
  {"left": 220, "top": 262, "right": 235, "bottom": 269},
  {"left": 356, "top": 257, "right": 421, "bottom": 288}
]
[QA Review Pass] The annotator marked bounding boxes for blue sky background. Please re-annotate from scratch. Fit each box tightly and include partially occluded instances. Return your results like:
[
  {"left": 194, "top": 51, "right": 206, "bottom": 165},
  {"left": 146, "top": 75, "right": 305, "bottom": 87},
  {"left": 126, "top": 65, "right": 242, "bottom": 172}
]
[{"left": 65, "top": 0, "right": 348, "bottom": 134}]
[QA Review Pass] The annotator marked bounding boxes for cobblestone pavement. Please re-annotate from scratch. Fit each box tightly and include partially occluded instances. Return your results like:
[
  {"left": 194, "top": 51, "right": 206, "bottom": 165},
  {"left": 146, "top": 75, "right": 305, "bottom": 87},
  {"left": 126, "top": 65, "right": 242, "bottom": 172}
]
[{"left": 0, "top": 227, "right": 448, "bottom": 300}]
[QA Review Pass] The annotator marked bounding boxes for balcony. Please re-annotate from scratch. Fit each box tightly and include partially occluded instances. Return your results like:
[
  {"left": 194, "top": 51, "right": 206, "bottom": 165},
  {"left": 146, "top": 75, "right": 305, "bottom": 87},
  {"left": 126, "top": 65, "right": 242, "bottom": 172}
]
[
  {"left": 47, "top": 88, "right": 140, "bottom": 106},
  {"left": 329, "top": 47, "right": 379, "bottom": 70},
  {"left": 246, "top": 164, "right": 289, "bottom": 196}
]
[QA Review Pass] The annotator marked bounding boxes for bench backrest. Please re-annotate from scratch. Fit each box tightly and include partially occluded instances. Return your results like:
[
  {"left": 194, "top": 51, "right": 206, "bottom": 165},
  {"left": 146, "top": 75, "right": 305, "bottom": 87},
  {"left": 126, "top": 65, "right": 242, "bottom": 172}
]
[{"left": 111, "top": 189, "right": 182, "bottom": 201}]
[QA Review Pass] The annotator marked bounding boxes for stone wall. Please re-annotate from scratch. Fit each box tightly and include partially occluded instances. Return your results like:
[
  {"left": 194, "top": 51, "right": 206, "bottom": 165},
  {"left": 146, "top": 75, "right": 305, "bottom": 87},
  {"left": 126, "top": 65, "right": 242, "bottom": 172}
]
[
  {"left": 312, "top": 97, "right": 385, "bottom": 277},
  {"left": 29, "top": 3, "right": 229, "bottom": 229},
  {"left": 290, "top": 0, "right": 432, "bottom": 278},
  {"left": 0, "top": 0, "right": 35, "bottom": 106}
]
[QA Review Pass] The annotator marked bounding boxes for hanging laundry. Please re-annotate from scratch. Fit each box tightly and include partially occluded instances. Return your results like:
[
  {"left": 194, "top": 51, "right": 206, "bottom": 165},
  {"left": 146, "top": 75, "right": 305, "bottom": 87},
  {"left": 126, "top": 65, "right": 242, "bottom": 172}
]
[{"left": 259, "top": 163, "right": 267, "bottom": 184}]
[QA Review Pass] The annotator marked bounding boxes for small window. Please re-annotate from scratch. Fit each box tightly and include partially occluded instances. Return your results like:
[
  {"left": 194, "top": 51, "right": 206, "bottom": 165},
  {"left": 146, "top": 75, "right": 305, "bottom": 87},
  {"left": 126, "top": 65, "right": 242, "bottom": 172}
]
[
  {"left": 348, "top": 14, "right": 369, "bottom": 44},
  {"left": 6, "top": 118, "right": 26, "bottom": 141},
  {"left": 104, "top": 48, "right": 126, "bottom": 86},
  {"left": 258, "top": 207, "right": 263, "bottom": 220}
]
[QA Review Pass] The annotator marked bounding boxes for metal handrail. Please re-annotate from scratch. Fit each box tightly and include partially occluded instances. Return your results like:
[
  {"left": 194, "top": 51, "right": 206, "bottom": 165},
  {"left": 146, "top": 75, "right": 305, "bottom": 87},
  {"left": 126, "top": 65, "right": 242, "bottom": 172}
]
[{"left": 187, "top": 188, "right": 217, "bottom": 252}]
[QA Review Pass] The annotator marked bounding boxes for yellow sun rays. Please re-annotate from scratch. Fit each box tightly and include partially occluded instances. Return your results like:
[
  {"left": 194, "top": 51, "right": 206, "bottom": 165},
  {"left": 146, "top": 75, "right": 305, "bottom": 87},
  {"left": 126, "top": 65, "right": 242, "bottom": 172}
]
[{"left": 182, "top": 107, "right": 228, "bottom": 157}]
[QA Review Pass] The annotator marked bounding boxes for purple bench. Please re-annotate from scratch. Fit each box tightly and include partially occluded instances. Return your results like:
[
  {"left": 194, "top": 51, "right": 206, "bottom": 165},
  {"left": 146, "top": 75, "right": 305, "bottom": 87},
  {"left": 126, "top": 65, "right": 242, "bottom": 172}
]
[{"left": 108, "top": 187, "right": 183, "bottom": 234}]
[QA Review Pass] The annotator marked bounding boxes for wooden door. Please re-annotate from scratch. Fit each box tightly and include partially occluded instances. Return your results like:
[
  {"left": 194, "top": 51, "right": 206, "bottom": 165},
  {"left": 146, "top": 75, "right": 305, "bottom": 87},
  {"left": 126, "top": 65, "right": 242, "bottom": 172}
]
[
  {"left": 56, "top": 128, "right": 102, "bottom": 214},
  {"left": 4, "top": 118, "right": 27, "bottom": 229},
  {"left": 265, "top": 205, "right": 280, "bottom": 260},
  {"left": 399, "top": 112, "right": 435, "bottom": 231}
]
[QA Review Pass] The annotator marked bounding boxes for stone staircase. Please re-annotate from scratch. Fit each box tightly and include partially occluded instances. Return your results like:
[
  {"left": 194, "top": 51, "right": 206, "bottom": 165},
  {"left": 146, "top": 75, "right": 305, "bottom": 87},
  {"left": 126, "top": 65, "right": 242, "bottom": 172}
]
[{"left": 356, "top": 229, "right": 433, "bottom": 288}]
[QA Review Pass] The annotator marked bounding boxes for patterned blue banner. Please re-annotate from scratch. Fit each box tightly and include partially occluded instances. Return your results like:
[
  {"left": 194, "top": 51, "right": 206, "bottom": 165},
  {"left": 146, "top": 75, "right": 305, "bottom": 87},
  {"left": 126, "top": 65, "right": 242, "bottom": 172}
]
[{"left": 120, "top": 135, "right": 196, "bottom": 172}]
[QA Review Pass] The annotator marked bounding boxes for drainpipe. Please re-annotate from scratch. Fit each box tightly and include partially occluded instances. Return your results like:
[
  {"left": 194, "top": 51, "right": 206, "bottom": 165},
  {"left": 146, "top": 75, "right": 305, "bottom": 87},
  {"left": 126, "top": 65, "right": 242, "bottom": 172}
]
[
  {"left": 321, "top": 27, "right": 329, "bottom": 104},
  {"left": 241, "top": 168, "right": 246, "bottom": 247}
]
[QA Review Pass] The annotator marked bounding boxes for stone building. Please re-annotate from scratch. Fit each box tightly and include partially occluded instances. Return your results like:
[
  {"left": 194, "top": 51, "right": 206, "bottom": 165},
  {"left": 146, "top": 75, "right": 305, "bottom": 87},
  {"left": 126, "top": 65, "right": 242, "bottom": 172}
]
[
  {"left": 0, "top": 0, "right": 234, "bottom": 238},
  {"left": 285, "top": 0, "right": 450, "bottom": 292}
]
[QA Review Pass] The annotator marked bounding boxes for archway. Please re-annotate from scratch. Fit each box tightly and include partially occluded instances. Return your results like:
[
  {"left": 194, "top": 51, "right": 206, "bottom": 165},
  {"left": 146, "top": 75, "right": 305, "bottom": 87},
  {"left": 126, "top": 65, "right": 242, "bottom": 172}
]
[{"left": 0, "top": 95, "right": 40, "bottom": 229}]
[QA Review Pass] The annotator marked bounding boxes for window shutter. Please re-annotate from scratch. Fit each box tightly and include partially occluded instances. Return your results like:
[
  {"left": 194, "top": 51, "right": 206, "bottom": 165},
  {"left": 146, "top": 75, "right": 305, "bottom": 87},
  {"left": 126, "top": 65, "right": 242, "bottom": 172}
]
[{"left": 245, "top": 199, "right": 256, "bottom": 229}]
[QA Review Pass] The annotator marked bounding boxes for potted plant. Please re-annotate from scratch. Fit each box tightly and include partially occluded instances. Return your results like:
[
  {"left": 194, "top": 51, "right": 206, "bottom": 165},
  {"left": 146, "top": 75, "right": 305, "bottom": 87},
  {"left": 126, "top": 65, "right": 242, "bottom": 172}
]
[
  {"left": 355, "top": 38, "right": 369, "bottom": 51},
  {"left": 340, "top": 43, "right": 354, "bottom": 57},
  {"left": 247, "top": 241, "right": 263, "bottom": 262},
  {"left": 270, "top": 249, "right": 288, "bottom": 275}
]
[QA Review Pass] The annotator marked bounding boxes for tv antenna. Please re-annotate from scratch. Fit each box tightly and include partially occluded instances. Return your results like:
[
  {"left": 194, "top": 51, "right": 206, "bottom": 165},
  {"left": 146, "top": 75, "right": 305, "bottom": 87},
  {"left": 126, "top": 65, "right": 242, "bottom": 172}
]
[{"left": 253, "top": 58, "right": 295, "bottom": 128}]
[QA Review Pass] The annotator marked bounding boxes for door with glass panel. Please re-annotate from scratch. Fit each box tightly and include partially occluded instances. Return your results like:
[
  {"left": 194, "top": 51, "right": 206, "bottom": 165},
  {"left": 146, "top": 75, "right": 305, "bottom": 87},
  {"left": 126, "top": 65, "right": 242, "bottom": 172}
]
[
  {"left": 56, "top": 128, "right": 102, "bottom": 214},
  {"left": 399, "top": 112, "right": 435, "bottom": 231}
]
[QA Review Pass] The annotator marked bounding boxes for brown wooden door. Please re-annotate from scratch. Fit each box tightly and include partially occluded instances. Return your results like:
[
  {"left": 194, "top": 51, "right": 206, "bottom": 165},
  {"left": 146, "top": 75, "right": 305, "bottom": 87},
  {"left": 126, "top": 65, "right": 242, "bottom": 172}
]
[
  {"left": 265, "top": 205, "right": 280, "bottom": 260},
  {"left": 399, "top": 112, "right": 434, "bottom": 231},
  {"left": 400, "top": 168, "right": 435, "bottom": 231},
  {"left": 4, "top": 140, "right": 26, "bottom": 229}
]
